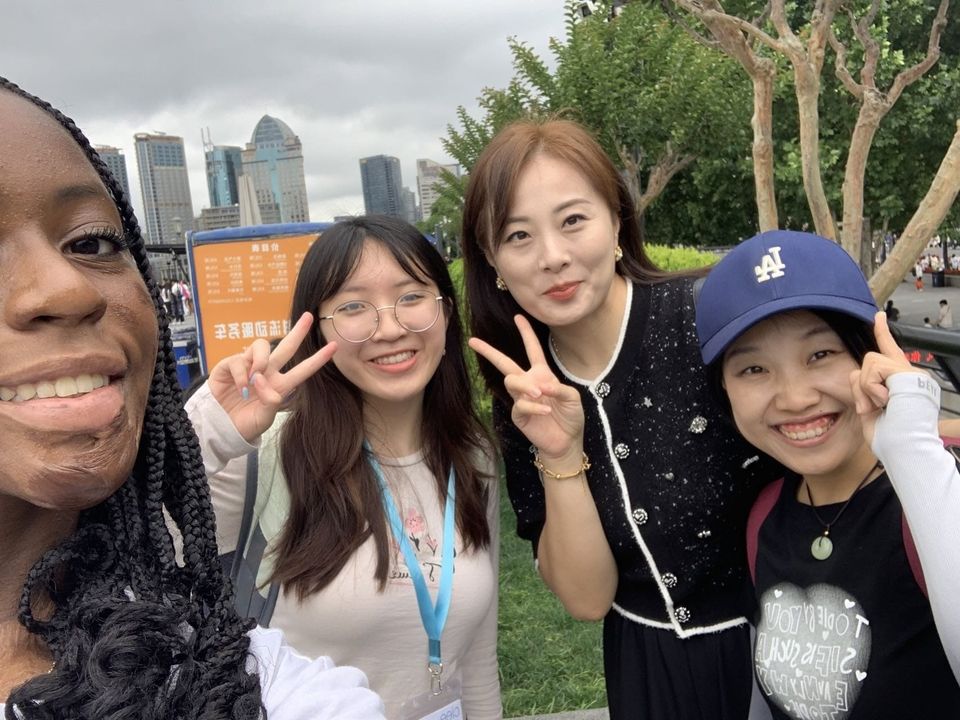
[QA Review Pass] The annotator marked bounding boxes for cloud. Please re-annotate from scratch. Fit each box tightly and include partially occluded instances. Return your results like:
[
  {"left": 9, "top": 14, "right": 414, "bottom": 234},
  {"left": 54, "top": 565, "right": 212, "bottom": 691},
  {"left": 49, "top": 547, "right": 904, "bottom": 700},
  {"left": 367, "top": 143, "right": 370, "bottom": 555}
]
[{"left": 3, "top": 1, "right": 565, "bottom": 222}]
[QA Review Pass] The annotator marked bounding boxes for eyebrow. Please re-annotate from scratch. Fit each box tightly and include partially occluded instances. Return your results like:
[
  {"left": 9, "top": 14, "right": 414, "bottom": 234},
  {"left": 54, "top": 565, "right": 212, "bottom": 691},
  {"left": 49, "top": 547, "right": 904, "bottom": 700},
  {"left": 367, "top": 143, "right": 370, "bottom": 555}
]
[
  {"left": 55, "top": 184, "right": 110, "bottom": 203},
  {"left": 724, "top": 324, "right": 837, "bottom": 363},
  {"left": 337, "top": 277, "right": 425, "bottom": 296},
  {"left": 504, "top": 197, "right": 592, "bottom": 225}
]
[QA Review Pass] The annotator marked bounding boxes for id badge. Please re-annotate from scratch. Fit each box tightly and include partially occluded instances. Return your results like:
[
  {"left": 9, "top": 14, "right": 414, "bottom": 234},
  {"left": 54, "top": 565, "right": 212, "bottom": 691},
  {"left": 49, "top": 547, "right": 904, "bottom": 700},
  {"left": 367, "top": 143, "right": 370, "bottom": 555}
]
[{"left": 398, "top": 676, "right": 464, "bottom": 720}]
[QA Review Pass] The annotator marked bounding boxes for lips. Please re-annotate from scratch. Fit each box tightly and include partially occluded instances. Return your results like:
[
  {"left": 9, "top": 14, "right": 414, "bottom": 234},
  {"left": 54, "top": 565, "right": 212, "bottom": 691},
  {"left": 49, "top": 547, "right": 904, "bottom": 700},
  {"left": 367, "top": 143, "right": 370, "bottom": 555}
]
[
  {"left": 544, "top": 281, "right": 580, "bottom": 299},
  {"left": 776, "top": 414, "right": 837, "bottom": 441}
]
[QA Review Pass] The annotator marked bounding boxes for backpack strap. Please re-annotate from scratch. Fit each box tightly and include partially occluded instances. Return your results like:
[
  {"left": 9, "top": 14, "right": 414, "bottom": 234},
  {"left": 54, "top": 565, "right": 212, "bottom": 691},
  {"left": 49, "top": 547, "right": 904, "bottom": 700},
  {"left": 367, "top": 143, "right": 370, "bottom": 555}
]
[{"left": 747, "top": 478, "right": 784, "bottom": 585}]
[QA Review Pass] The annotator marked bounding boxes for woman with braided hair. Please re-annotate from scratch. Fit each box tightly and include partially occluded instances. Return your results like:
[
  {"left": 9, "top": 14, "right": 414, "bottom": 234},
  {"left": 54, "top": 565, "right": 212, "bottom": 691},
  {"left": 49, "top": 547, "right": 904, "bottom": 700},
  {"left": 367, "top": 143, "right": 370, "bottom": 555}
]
[{"left": 0, "top": 78, "right": 384, "bottom": 720}]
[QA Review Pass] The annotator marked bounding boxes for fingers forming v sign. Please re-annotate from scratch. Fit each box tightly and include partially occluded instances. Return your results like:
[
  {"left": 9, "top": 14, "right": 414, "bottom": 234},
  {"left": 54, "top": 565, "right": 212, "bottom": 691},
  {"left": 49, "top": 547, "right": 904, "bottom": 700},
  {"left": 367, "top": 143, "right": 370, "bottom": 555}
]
[
  {"left": 468, "top": 315, "right": 584, "bottom": 460},
  {"left": 208, "top": 312, "right": 338, "bottom": 443}
]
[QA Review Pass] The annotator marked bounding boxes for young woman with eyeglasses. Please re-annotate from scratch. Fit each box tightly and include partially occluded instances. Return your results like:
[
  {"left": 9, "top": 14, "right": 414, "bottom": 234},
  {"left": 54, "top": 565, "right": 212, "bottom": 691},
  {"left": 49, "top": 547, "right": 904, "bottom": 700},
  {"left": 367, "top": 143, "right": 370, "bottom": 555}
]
[{"left": 186, "top": 215, "right": 502, "bottom": 719}]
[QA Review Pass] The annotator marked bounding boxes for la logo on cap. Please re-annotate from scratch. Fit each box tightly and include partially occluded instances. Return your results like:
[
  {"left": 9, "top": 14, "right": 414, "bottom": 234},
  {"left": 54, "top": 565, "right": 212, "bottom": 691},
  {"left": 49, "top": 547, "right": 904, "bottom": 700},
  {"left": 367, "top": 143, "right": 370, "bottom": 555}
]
[{"left": 754, "top": 246, "right": 786, "bottom": 283}]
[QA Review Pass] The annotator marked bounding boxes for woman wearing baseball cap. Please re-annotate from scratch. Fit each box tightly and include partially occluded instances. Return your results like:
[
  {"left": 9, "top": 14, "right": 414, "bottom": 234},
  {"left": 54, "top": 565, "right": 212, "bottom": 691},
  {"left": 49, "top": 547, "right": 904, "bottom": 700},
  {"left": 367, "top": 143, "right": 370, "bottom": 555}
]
[{"left": 697, "top": 230, "right": 960, "bottom": 719}]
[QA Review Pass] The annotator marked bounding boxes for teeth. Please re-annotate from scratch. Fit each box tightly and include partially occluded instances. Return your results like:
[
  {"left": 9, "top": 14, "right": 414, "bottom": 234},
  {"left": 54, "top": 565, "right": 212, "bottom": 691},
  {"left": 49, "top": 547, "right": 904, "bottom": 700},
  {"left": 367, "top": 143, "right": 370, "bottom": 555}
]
[
  {"left": 373, "top": 351, "right": 414, "bottom": 365},
  {"left": 2, "top": 373, "right": 109, "bottom": 402},
  {"left": 780, "top": 419, "right": 833, "bottom": 441}
]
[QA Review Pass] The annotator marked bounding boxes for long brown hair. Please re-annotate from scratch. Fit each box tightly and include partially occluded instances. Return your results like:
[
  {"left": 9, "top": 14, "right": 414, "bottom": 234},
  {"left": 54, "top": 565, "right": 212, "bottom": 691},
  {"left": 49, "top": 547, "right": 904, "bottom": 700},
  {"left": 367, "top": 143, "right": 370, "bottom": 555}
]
[
  {"left": 461, "top": 118, "right": 678, "bottom": 404},
  {"left": 271, "top": 216, "right": 492, "bottom": 600}
]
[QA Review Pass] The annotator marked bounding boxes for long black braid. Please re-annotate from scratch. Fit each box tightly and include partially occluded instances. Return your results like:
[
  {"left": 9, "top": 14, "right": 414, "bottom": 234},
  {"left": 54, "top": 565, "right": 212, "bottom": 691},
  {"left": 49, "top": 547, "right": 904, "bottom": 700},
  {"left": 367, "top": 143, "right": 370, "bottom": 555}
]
[{"left": 1, "top": 77, "right": 263, "bottom": 720}]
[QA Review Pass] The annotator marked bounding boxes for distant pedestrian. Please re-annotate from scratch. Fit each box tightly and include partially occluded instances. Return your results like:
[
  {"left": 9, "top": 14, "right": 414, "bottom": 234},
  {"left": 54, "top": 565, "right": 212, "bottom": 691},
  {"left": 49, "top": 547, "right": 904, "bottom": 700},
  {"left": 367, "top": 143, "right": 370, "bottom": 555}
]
[
  {"left": 885, "top": 300, "right": 901, "bottom": 322},
  {"left": 179, "top": 278, "right": 194, "bottom": 315},
  {"left": 170, "top": 280, "right": 185, "bottom": 321},
  {"left": 925, "top": 317, "right": 933, "bottom": 328},
  {"left": 916, "top": 263, "right": 925, "bottom": 291},
  {"left": 160, "top": 281, "right": 173, "bottom": 317},
  {"left": 938, "top": 299, "right": 953, "bottom": 329}
]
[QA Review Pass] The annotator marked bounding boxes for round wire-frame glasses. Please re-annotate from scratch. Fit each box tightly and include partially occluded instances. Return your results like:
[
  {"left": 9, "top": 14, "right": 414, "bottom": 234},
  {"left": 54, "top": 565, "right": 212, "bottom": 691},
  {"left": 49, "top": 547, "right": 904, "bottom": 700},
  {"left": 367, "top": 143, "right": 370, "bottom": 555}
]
[{"left": 319, "top": 291, "right": 445, "bottom": 343}]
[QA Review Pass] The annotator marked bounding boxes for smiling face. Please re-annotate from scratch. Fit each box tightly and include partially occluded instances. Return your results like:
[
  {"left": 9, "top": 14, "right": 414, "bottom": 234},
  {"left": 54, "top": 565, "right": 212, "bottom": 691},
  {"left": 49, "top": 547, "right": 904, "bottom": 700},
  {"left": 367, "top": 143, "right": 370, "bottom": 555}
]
[
  {"left": 0, "top": 91, "right": 158, "bottom": 511},
  {"left": 318, "top": 239, "right": 448, "bottom": 416},
  {"left": 721, "top": 311, "right": 872, "bottom": 484},
  {"left": 491, "top": 152, "right": 621, "bottom": 330}
]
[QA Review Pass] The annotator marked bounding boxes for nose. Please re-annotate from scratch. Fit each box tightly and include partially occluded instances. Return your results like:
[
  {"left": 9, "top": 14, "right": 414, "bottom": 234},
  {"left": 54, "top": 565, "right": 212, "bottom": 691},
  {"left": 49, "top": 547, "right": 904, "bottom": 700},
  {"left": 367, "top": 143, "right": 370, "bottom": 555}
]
[
  {"left": 3, "top": 232, "right": 108, "bottom": 330},
  {"left": 370, "top": 305, "right": 407, "bottom": 341},
  {"left": 538, "top": 230, "right": 571, "bottom": 273},
  {"left": 772, "top": 373, "right": 820, "bottom": 413}
]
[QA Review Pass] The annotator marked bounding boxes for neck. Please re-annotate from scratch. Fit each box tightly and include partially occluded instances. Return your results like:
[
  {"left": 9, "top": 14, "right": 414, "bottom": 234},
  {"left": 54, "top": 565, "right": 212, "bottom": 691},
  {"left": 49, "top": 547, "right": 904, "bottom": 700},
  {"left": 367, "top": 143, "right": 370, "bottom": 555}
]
[
  {"left": 550, "top": 274, "right": 629, "bottom": 377},
  {"left": 363, "top": 401, "right": 424, "bottom": 458},
  {"left": 800, "top": 445, "right": 881, "bottom": 506},
  {"left": 0, "top": 498, "right": 71, "bottom": 695}
]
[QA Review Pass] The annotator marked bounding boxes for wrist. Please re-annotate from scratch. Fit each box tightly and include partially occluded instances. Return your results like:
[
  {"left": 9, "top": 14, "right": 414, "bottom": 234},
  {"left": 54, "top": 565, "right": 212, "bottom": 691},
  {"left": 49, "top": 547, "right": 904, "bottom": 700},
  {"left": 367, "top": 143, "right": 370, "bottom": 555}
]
[{"left": 533, "top": 450, "right": 591, "bottom": 481}]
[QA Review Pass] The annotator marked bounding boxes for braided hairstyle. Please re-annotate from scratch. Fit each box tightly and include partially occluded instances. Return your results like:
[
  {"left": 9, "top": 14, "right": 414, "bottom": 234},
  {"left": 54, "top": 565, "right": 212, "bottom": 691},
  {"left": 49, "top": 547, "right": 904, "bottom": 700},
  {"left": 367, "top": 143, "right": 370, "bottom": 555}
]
[{"left": 1, "top": 78, "right": 263, "bottom": 719}]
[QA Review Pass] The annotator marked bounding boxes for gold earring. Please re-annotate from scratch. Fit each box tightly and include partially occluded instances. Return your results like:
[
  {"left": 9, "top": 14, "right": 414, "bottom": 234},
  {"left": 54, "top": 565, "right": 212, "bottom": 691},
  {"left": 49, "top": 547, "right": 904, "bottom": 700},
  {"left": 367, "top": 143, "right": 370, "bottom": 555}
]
[
  {"left": 495, "top": 276, "right": 508, "bottom": 291},
  {"left": 614, "top": 245, "right": 623, "bottom": 262}
]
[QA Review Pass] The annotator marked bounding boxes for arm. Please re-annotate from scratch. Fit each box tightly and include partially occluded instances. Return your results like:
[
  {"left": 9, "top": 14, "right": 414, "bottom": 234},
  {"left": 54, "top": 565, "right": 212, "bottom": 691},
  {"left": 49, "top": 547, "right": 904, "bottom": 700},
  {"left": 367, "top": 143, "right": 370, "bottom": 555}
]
[
  {"left": 852, "top": 312, "right": 960, "bottom": 680},
  {"left": 458, "top": 461, "right": 503, "bottom": 720},
  {"left": 248, "top": 627, "right": 386, "bottom": 720},
  {"left": 870, "top": 373, "right": 960, "bottom": 680},
  {"left": 472, "top": 316, "right": 617, "bottom": 621}
]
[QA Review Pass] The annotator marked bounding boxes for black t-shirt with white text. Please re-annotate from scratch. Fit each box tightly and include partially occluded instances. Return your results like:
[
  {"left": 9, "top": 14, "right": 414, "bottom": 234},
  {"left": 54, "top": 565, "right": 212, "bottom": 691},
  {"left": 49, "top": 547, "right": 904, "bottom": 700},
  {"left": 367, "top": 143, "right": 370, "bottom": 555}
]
[{"left": 752, "top": 472, "right": 960, "bottom": 719}]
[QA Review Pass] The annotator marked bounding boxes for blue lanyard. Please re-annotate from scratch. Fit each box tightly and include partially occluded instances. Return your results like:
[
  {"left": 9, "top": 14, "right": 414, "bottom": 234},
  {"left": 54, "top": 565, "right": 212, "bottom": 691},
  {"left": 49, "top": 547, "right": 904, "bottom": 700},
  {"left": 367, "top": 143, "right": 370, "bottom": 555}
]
[{"left": 367, "top": 446, "right": 456, "bottom": 673}]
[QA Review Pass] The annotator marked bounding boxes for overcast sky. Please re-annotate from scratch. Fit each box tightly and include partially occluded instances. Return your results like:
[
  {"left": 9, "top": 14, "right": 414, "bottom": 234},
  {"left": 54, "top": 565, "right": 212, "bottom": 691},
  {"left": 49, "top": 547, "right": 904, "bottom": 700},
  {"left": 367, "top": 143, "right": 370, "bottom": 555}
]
[{"left": 3, "top": 1, "right": 567, "bottom": 224}]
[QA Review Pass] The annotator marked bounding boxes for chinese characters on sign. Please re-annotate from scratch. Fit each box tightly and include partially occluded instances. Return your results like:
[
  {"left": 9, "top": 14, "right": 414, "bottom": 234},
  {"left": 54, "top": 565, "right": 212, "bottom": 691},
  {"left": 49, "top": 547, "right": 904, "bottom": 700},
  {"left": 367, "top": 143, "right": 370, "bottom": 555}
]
[{"left": 192, "top": 233, "right": 318, "bottom": 370}]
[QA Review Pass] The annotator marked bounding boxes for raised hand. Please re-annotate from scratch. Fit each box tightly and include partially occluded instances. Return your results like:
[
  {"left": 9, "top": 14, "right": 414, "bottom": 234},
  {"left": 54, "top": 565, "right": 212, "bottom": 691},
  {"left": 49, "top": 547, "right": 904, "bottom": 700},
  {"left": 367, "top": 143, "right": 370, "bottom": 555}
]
[
  {"left": 850, "top": 311, "right": 926, "bottom": 444},
  {"left": 207, "top": 312, "right": 337, "bottom": 443},
  {"left": 468, "top": 315, "right": 584, "bottom": 463}
]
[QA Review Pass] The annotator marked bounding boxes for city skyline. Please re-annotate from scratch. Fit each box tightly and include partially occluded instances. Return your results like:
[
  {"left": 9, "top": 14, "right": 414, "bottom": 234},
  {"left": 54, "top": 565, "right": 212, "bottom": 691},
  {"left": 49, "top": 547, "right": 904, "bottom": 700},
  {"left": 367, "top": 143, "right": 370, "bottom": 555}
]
[{"left": 3, "top": 2, "right": 565, "bottom": 226}]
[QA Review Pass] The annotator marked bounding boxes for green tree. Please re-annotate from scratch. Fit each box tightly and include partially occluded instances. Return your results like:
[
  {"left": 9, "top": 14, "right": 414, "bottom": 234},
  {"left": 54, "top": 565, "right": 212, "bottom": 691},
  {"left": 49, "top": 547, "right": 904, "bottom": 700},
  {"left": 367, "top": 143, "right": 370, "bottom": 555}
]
[{"left": 433, "top": 0, "right": 754, "bottom": 245}]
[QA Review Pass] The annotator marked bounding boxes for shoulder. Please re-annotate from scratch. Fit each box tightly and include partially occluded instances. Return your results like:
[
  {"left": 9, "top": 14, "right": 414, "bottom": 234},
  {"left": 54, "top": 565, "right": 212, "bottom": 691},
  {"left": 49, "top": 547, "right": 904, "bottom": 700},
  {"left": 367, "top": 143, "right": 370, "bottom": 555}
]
[{"left": 247, "top": 627, "right": 386, "bottom": 720}]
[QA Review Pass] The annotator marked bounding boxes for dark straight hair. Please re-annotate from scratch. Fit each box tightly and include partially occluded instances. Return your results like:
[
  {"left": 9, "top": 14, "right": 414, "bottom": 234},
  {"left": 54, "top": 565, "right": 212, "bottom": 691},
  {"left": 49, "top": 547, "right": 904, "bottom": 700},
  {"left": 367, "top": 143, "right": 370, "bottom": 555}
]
[
  {"left": 460, "top": 118, "right": 691, "bottom": 405},
  {"left": 272, "top": 215, "right": 493, "bottom": 599},
  {"left": 0, "top": 78, "right": 261, "bottom": 718}
]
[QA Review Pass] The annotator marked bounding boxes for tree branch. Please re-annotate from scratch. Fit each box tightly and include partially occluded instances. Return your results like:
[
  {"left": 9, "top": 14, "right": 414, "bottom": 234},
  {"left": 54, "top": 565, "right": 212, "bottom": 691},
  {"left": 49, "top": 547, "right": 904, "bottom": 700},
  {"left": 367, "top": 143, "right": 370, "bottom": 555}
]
[
  {"left": 828, "top": 28, "right": 863, "bottom": 99},
  {"left": 888, "top": 0, "right": 949, "bottom": 105},
  {"left": 660, "top": 0, "right": 722, "bottom": 50}
]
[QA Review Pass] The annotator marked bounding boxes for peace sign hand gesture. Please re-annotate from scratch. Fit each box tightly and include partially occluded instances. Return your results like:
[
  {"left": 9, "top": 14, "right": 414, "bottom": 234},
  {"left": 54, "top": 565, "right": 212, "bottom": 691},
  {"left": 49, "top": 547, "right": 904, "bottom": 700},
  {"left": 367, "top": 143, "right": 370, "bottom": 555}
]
[
  {"left": 850, "top": 311, "right": 926, "bottom": 445},
  {"left": 207, "top": 312, "right": 338, "bottom": 443},
  {"left": 468, "top": 315, "right": 585, "bottom": 463}
]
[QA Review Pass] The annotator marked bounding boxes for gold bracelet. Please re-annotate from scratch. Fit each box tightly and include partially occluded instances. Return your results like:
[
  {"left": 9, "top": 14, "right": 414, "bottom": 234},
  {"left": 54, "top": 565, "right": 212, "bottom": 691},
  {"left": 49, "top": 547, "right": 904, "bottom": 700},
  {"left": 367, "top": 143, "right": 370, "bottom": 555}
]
[{"left": 532, "top": 451, "right": 591, "bottom": 480}]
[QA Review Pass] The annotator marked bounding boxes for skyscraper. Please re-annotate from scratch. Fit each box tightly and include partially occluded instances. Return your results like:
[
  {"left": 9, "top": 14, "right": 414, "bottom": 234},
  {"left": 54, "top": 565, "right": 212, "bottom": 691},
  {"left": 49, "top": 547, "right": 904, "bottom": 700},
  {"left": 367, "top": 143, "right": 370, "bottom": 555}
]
[
  {"left": 416, "top": 159, "right": 460, "bottom": 222},
  {"left": 359, "top": 155, "right": 403, "bottom": 217},
  {"left": 401, "top": 186, "right": 418, "bottom": 224},
  {"left": 241, "top": 115, "right": 310, "bottom": 224},
  {"left": 95, "top": 145, "right": 132, "bottom": 203},
  {"left": 205, "top": 144, "right": 243, "bottom": 208},
  {"left": 134, "top": 133, "right": 195, "bottom": 245}
]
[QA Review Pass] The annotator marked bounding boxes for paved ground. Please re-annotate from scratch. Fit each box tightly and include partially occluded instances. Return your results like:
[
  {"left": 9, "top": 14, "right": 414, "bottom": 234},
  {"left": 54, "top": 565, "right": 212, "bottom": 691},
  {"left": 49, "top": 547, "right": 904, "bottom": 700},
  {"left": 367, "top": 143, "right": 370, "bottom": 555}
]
[
  {"left": 887, "top": 277, "right": 960, "bottom": 329},
  {"left": 510, "top": 710, "right": 608, "bottom": 720}
]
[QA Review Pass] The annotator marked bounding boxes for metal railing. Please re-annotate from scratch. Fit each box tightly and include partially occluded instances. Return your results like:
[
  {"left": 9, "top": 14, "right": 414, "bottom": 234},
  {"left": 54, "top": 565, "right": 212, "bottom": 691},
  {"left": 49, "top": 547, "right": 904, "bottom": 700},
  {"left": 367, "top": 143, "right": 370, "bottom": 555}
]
[{"left": 892, "top": 322, "right": 960, "bottom": 416}]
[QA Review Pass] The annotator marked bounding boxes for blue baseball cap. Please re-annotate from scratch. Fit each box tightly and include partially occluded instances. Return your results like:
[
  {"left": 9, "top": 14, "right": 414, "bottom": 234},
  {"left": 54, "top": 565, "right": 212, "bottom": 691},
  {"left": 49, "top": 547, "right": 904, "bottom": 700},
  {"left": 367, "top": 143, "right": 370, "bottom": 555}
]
[{"left": 696, "top": 230, "right": 878, "bottom": 365}]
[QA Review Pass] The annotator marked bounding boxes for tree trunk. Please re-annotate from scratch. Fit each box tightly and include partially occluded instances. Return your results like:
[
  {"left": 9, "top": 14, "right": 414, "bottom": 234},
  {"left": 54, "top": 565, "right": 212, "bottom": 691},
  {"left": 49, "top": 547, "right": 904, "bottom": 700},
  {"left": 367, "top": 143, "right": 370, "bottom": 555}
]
[
  {"left": 840, "top": 96, "right": 886, "bottom": 262},
  {"left": 752, "top": 60, "right": 779, "bottom": 231},
  {"left": 795, "top": 63, "right": 837, "bottom": 240},
  {"left": 870, "top": 120, "right": 960, "bottom": 303}
]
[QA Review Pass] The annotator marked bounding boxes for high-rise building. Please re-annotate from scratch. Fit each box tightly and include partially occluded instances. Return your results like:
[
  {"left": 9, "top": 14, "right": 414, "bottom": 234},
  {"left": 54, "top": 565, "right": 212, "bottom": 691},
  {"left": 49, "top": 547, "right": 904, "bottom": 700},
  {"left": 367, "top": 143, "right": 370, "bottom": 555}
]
[
  {"left": 401, "top": 186, "right": 418, "bottom": 224},
  {"left": 205, "top": 144, "right": 243, "bottom": 208},
  {"left": 134, "top": 133, "right": 195, "bottom": 245},
  {"left": 95, "top": 145, "right": 132, "bottom": 203},
  {"left": 359, "top": 155, "right": 403, "bottom": 217},
  {"left": 241, "top": 115, "right": 310, "bottom": 225},
  {"left": 416, "top": 159, "right": 460, "bottom": 222},
  {"left": 196, "top": 205, "right": 241, "bottom": 231}
]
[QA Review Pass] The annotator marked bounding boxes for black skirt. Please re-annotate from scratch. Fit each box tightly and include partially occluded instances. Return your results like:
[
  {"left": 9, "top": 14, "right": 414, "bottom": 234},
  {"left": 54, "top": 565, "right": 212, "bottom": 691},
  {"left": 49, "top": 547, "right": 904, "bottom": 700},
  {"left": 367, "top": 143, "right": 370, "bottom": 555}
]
[{"left": 603, "top": 613, "right": 753, "bottom": 720}]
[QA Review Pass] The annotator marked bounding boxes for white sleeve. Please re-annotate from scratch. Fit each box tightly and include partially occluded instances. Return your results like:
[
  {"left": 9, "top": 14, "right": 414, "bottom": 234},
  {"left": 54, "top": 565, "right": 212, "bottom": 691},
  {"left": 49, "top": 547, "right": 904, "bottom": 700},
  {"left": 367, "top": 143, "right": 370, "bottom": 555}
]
[
  {"left": 185, "top": 382, "right": 259, "bottom": 553},
  {"left": 184, "top": 381, "right": 258, "bottom": 476},
  {"left": 871, "top": 371, "right": 960, "bottom": 680},
  {"left": 458, "top": 467, "right": 503, "bottom": 720},
  {"left": 247, "top": 627, "right": 386, "bottom": 720}
]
